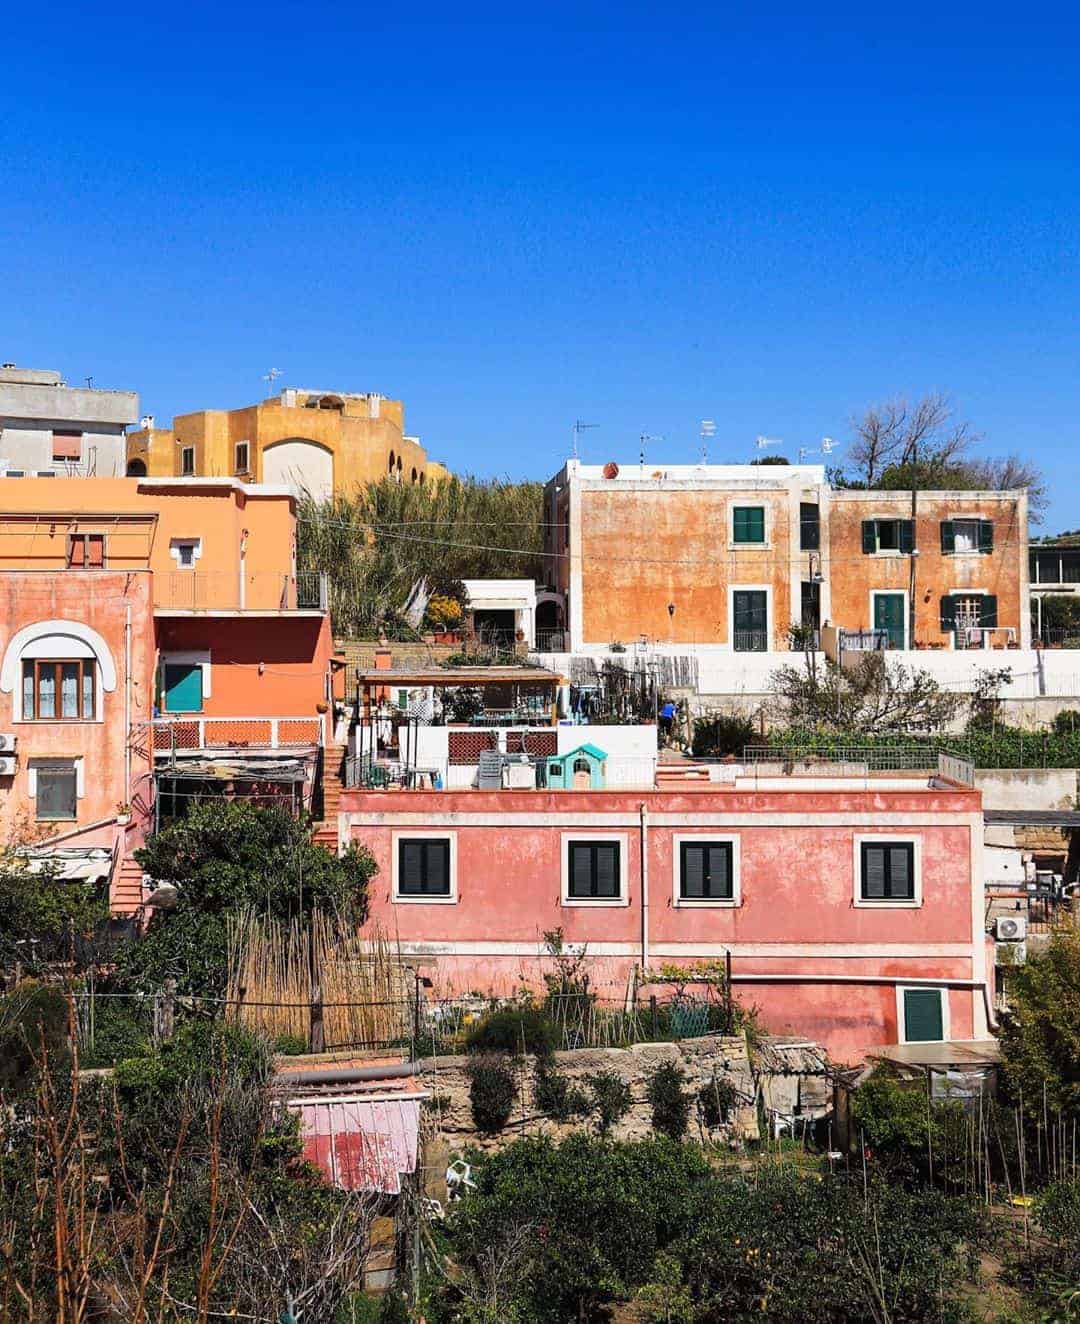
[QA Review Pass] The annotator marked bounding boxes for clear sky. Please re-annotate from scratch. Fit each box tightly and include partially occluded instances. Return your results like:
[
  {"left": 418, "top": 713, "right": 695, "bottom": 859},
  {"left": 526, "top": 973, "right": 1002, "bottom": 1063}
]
[{"left": 2, "top": 3, "right": 1078, "bottom": 527}]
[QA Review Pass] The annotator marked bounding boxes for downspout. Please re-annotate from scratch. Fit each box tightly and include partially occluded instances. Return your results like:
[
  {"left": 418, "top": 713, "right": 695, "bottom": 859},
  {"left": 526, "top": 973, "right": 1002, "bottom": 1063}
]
[
  {"left": 639, "top": 802, "right": 649, "bottom": 975},
  {"left": 124, "top": 603, "right": 132, "bottom": 805},
  {"left": 239, "top": 527, "right": 249, "bottom": 610}
]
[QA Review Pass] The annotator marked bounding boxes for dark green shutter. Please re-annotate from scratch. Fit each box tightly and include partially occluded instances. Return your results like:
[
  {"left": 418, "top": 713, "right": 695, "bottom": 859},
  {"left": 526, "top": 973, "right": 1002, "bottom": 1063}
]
[
  {"left": 733, "top": 506, "right": 765, "bottom": 544},
  {"left": 980, "top": 595, "right": 998, "bottom": 628},
  {"left": 903, "top": 989, "right": 944, "bottom": 1042},
  {"left": 682, "top": 845, "right": 705, "bottom": 898},
  {"left": 888, "top": 845, "right": 913, "bottom": 898},
  {"left": 400, "top": 841, "right": 423, "bottom": 894},
  {"left": 707, "top": 844, "right": 732, "bottom": 898},
  {"left": 862, "top": 845, "right": 886, "bottom": 898},
  {"left": 862, "top": 521, "right": 877, "bottom": 554},
  {"left": 800, "top": 503, "right": 820, "bottom": 551},
  {"left": 940, "top": 520, "right": 955, "bottom": 553},
  {"left": 426, "top": 841, "right": 449, "bottom": 894},
  {"left": 979, "top": 520, "right": 994, "bottom": 554},
  {"left": 940, "top": 595, "right": 956, "bottom": 632},
  {"left": 596, "top": 844, "right": 619, "bottom": 897},
  {"left": 570, "top": 844, "right": 592, "bottom": 896},
  {"left": 899, "top": 520, "right": 915, "bottom": 553}
]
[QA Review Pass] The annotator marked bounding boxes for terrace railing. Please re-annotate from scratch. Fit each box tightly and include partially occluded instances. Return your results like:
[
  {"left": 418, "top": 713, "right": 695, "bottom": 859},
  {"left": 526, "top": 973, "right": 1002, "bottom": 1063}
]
[{"left": 139, "top": 716, "right": 324, "bottom": 754}]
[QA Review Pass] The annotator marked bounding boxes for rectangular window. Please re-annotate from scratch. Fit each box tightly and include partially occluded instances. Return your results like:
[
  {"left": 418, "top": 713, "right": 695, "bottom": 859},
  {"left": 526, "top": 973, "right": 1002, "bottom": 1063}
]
[
  {"left": 180, "top": 446, "right": 195, "bottom": 476},
  {"left": 67, "top": 533, "right": 105, "bottom": 567},
  {"left": 397, "top": 838, "right": 452, "bottom": 897},
  {"left": 235, "top": 441, "right": 250, "bottom": 473},
  {"left": 679, "top": 841, "right": 734, "bottom": 901},
  {"left": 36, "top": 762, "right": 77, "bottom": 820},
  {"left": 902, "top": 988, "right": 945, "bottom": 1042},
  {"left": 862, "top": 519, "right": 914, "bottom": 554},
  {"left": 733, "top": 589, "right": 768, "bottom": 652},
  {"left": 52, "top": 431, "right": 82, "bottom": 462},
  {"left": 22, "top": 660, "right": 96, "bottom": 720},
  {"left": 941, "top": 519, "right": 993, "bottom": 555},
  {"left": 860, "top": 841, "right": 915, "bottom": 901},
  {"left": 732, "top": 506, "right": 766, "bottom": 544},
  {"left": 799, "top": 502, "right": 820, "bottom": 551},
  {"left": 162, "top": 662, "right": 204, "bottom": 713},
  {"left": 174, "top": 540, "right": 199, "bottom": 569},
  {"left": 567, "top": 840, "right": 621, "bottom": 899}
]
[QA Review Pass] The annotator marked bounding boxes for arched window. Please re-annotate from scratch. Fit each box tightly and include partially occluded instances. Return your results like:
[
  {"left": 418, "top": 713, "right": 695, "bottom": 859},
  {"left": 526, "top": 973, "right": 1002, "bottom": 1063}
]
[
  {"left": 1, "top": 621, "right": 117, "bottom": 723},
  {"left": 388, "top": 450, "right": 396, "bottom": 474},
  {"left": 573, "top": 757, "right": 590, "bottom": 776},
  {"left": 126, "top": 458, "right": 147, "bottom": 477}
]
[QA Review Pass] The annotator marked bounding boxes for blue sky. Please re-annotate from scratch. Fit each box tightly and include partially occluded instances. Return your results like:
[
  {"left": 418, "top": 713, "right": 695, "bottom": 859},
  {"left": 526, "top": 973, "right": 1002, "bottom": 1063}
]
[{"left": 2, "top": 3, "right": 1079, "bottom": 527}]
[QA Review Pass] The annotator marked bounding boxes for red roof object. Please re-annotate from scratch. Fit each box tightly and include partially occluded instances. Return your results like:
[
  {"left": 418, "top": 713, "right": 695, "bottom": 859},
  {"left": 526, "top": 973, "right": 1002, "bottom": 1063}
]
[{"left": 289, "top": 1091, "right": 424, "bottom": 1195}]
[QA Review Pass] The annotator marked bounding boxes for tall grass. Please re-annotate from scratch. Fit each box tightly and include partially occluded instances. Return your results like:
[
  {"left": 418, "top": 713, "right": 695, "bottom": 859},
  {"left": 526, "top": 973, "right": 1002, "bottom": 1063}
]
[{"left": 297, "top": 475, "right": 546, "bottom": 636}]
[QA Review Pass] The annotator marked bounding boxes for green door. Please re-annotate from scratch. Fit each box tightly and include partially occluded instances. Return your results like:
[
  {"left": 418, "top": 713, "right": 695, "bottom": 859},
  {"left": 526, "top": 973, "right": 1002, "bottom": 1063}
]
[
  {"left": 873, "top": 592, "right": 906, "bottom": 649},
  {"left": 733, "top": 590, "right": 768, "bottom": 652},
  {"left": 903, "top": 988, "right": 944, "bottom": 1042},
  {"left": 163, "top": 663, "right": 204, "bottom": 713}
]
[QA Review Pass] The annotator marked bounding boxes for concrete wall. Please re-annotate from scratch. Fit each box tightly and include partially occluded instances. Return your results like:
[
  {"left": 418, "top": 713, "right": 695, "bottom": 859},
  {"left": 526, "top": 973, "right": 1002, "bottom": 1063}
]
[
  {"left": 0, "top": 423, "right": 129, "bottom": 476},
  {"left": 343, "top": 783, "right": 985, "bottom": 1060},
  {"left": 974, "top": 767, "right": 1079, "bottom": 811}
]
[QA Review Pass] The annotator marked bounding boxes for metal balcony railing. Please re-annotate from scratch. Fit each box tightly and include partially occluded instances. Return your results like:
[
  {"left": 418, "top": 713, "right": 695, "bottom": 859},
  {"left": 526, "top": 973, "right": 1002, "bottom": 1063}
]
[
  {"left": 140, "top": 715, "right": 325, "bottom": 754},
  {"left": 839, "top": 628, "right": 890, "bottom": 652},
  {"left": 155, "top": 571, "right": 329, "bottom": 612},
  {"left": 534, "top": 629, "right": 568, "bottom": 653},
  {"left": 733, "top": 630, "right": 769, "bottom": 653}
]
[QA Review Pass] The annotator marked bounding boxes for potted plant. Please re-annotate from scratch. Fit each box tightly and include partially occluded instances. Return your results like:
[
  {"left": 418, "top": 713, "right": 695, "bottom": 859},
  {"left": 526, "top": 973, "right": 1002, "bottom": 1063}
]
[
  {"left": 315, "top": 700, "right": 329, "bottom": 713},
  {"left": 115, "top": 802, "right": 131, "bottom": 825}
]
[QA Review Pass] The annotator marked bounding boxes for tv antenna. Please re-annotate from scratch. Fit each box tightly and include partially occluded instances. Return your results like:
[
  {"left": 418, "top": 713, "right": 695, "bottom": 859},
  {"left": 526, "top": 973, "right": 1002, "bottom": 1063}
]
[
  {"left": 263, "top": 367, "right": 283, "bottom": 389},
  {"left": 571, "top": 419, "right": 599, "bottom": 460},
  {"left": 797, "top": 437, "right": 842, "bottom": 463},
  {"left": 699, "top": 419, "right": 716, "bottom": 464},
  {"left": 639, "top": 432, "right": 664, "bottom": 470},
  {"left": 755, "top": 435, "right": 782, "bottom": 456}
]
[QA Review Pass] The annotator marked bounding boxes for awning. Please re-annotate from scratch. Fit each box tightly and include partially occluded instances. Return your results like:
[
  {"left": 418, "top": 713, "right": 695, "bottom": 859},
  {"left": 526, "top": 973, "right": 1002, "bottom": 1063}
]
[
  {"left": 22, "top": 846, "right": 114, "bottom": 881},
  {"left": 155, "top": 757, "right": 311, "bottom": 782},
  {"left": 871, "top": 1039, "right": 1000, "bottom": 1070}
]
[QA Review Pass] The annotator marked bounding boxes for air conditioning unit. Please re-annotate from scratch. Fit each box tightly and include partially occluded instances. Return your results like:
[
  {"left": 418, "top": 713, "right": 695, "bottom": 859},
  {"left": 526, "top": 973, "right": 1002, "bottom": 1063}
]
[
  {"left": 996, "top": 941, "right": 1027, "bottom": 966},
  {"left": 504, "top": 762, "right": 537, "bottom": 790},
  {"left": 996, "top": 915, "right": 1028, "bottom": 942},
  {"left": 0, "top": 754, "right": 16, "bottom": 776},
  {"left": 0, "top": 733, "right": 17, "bottom": 752}
]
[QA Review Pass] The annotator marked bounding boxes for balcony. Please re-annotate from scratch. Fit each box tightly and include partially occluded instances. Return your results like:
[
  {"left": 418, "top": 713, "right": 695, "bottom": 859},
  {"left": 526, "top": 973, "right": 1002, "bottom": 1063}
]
[
  {"left": 140, "top": 715, "right": 325, "bottom": 755},
  {"left": 154, "top": 571, "right": 328, "bottom": 615},
  {"left": 1030, "top": 548, "right": 1080, "bottom": 587}
]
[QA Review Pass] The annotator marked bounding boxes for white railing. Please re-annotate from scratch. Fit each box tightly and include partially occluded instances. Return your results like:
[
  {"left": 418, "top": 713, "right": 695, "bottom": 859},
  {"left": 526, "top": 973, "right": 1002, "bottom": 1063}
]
[
  {"left": 142, "top": 715, "right": 324, "bottom": 753},
  {"left": 154, "top": 571, "right": 328, "bottom": 612}
]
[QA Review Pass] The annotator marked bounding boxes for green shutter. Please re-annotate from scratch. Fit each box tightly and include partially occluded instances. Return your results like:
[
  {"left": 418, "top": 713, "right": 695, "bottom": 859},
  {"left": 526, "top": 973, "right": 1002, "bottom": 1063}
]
[
  {"left": 940, "top": 595, "right": 956, "bottom": 632},
  {"left": 980, "top": 595, "right": 998, "bottom": 628},
  {"left": 940, "top": 520, "right": 955, "bottom": 553},
  {"left": 862, "top": 521, "right": 877, "bottom": 554},
  {"left": 733, "top": 506, "right": 765, "bottom": 544},
  {"left": 903, "top": 988, "right": 944, "bottom": 1042},
  {"left": 899, "top": 520, "right": 915, "bottom": 553},
  {"left": 979, "top": 520, "right": 994, "bottom": 554}
]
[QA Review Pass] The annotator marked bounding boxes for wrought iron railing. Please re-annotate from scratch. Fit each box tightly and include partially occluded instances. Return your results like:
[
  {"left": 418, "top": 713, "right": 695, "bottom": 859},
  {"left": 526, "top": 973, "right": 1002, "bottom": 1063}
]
[
  {"left": 138, "top": 715, "right": 324, "bottom": 754},
  {"left": 733, "top": 630, "right": 768, "bottom": 653}
]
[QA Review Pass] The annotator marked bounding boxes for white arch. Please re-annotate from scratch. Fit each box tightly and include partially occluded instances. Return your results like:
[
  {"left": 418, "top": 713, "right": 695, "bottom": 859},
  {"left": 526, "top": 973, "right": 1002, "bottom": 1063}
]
[{"left": 1, "top": 620, "right": 118, "bottom": 694}]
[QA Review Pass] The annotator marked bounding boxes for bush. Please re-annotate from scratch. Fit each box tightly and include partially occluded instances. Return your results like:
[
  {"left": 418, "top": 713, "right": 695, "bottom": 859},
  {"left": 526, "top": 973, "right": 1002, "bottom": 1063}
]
[
  {"left": 272, "top": 1031, "right": 309, "bottom": 1056},
  {"left": 1000, "top": 924, "right": 1080, "bottom": 1120},
  {"left": 647, "top": 1062, "right": 692, "bottom": 1140},
  {"left": 534, "top": 1061, "right": 589, "bottom": 1122},
  {"left": 697, "top": 1073, "right": 740, "bottom": 1129},
  {"left": 692, "top": 712, "right": 756, "bottom": 758},
  {"left": 465, "top": 1005, "right": 559, "bottom": 1059},
  {"left": 80, "top": 997, "right": 151, "bottom": 1068},
  {"left": 1035, "top": 1180, "right": 1080, "bottom": 1282},
  {"left": 0, "top": 981, "right": 70, "bottom": 1093},
  {"left": 469, "top": 1055, "right": 517, "bottom": 1134},
  {"left": 586, "top": 1069, "right": 632, "bottom": 1136},
  {"left": 1051, "top": 708, "right": 1080, "bottom": 736},
  {"left": 850, "top": 1067, "right": 966, "bottom": 1184}
]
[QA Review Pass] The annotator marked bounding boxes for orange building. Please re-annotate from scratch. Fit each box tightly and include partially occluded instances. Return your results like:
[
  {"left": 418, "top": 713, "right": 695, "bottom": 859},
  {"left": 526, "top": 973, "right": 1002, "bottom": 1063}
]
[
  {"left": 0, "top": 476, "right": 334, "bottom": 913},
  {"left": 126, "top": 388, "right": 449, "bottom": 499},
  {"left": 542, "top": 460, "right": 1030, "bottom": 654}
]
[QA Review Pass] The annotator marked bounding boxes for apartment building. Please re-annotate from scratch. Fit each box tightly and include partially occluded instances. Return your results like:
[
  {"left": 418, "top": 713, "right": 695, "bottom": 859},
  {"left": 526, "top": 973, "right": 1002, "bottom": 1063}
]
[
  {"left": 541, "top": 460, "right": 1030, "bottom": 655},
  {"left": 126, "top": 387, "right": 449, "bottom": 499},
  {"left": 0, "top": 363, "right": 139, "bottom": 477},
  {"left": 342, "top": 766, "right": 989, "bottom": 1062},
  {"left": 0, "top": 476, "right": 333, "bottom": 912}
]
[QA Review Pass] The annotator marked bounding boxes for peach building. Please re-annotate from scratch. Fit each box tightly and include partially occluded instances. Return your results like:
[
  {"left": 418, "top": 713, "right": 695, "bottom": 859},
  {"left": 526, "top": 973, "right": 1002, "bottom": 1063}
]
[
  {"left": 126, "top": 387, "right": 449, "bottom": 500},
  {"left": 342, "top": 771, "right": 990, "bottom": 1062},
  {"left": 0, "top": 476, "right": 334, "bottom": 912},
  {"left": 541, "top": 460, "right": 1030, "bottom": 654}
]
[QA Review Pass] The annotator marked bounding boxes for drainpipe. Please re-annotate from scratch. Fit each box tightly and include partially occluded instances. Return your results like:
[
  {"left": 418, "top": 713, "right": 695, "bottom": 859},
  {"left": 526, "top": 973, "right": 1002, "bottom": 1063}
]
[
  {"left": 639, "top": 802, "right": 649, "bottom": 975},
  {"left": 239, "top": 528, "right": 249, "bottom": 610},
  {"left": 124, "top": 603, "right": 132, "bottom": 804}
]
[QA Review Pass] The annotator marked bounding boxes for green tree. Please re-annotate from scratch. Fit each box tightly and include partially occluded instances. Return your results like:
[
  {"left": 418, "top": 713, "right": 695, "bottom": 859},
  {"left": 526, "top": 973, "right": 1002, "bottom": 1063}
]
[
  {"left": 999, "top": 924, "right": 1080, "bottom": 1120},
  {"left": 0, "top": 846, "right": 106, "bottom": 977},
  {"left": 116, "top": 801, "right": 376, "bottom": 997}
]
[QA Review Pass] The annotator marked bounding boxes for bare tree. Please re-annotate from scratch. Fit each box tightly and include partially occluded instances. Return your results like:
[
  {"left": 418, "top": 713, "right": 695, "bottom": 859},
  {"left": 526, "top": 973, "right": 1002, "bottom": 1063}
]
[
  {"left": 963, "top": 453, "right": 1048, "bottom": 520},
  {"left": 768, "top": 653, "right": 960, "bottom": 733},
  {"left": 847, "top": 392, "right": 979, "bottom": 486}
]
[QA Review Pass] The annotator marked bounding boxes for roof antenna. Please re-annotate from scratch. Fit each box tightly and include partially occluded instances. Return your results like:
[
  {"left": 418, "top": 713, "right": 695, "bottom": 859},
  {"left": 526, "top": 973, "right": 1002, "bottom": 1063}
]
[
  {"left": 699, "top": 419, "right": 716, "bottom": 464},
  {"left": 755, "top": 434, "right": 782, "bottom": 459},
  {"left": 572, "top": 419, "right": 598, "bottom": 460},
  {"left": 639, "top": 432, "right": 663, "bottom": 474},
  {"left": 263, "top": 367, "right": 283, "bottom": 389}
]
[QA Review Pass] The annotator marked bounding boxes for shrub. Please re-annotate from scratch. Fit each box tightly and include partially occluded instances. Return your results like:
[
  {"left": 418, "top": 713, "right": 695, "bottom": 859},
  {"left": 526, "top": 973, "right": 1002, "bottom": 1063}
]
[
  {"left": 80, "top": 997, "right": 151, "bottom": 1068},
  {"left": 850, "top": 1067, "right": 966, "bottom": 1184},
  {"left": 469, "top": 1055, "right": 517, "bottom": 1134},
  {"left": 0, "top": 981, "right": 70, "bottom": 1093},
  {"left": 697, "top": 1073, "right": 740, "bottom": 1129},
  {"left": 647, "top": 1062, "right": 692, "bottom": 1140},
  {"left": 692, "top": 712, "right": 756, "bottom": 758},
  {"left": 534, "top": 1061, "right": 589, "bottom": 1122},
  {"left": 273, "top": 1031, "right": 309, "bottom": 1056},
  {"left": 586, "top": 1069, "right": 632, "bottom": 1136},
  {"left": 466, "top": 1004, "right": 558, "bottom": 1059},
  {"left": 1051, "top": 708, "right": 1080, "bottom": 736},
  {"left": 1034, "top": 1180, "right": 1080, "bottom": 1282},
  {"left": 999, "top": 924, "right": 1080, "bottom": 1120}
]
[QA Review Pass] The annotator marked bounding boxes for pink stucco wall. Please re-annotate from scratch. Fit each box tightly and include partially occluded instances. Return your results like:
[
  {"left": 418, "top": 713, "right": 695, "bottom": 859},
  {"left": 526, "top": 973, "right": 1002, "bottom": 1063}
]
[{"left": 343, "top": 785, "right": 984, "bottom": 1063}]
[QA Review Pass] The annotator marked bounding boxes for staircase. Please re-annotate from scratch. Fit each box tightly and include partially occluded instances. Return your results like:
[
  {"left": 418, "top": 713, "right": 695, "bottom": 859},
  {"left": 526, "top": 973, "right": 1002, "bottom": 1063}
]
[
  {"left": 312, "top": 743, "right": 347, "bottom": 854},
  {"left": 655, "top": 751, "right": 713, "bottom": 788},
  {"left": 111, "top": 854, "right": 147, "bottom": 916}
]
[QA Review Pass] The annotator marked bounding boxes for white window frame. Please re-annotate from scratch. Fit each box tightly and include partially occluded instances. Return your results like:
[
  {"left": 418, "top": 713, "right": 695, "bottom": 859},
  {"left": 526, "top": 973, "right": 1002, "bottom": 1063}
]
[
  {"left": 672, "top": 832, "right": 741, "bottom": 908},
  {"left": 159, "top": 650, "right": 212, "bottom": 706},
  {"left": 949, "top": 516, "right": 984, "bottom": 557},
  {"left": 561, "top": 832, "right": 629, "bottom": 907},
  {"left": 867, "top": 515, "right": 908, "bottom": 557},
  {"left": 869, "top": 589, "right": 909, "bottom": 651},
  {"left": 392, "top": 830, "right": 457, "bottom": 904},
  {"left": 180, "top": 445, "right": 195, "bottom": 476},
  {"left": 727, "top": 584, "right": 772, "bottom": 653},
  {"left": 895, "top": 984, "right": 950, "bottom": 1044},
  {"left": 28, "top": 756, "right": 84, "bottom": 819},
  {"left": 728, "top": 503, "right": 770, "bottom": 549},
  {"left": 853, "top": 833, "right": 923, "bottom": 909},
  {"left": 169, "top": 538, "right": 203, "bottom": 570}
]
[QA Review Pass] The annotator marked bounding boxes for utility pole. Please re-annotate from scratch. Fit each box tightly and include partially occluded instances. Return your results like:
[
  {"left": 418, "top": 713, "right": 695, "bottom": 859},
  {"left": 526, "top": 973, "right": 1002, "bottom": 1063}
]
[{"left": 908, "top": 439, "right": 918, "bottom": 652}]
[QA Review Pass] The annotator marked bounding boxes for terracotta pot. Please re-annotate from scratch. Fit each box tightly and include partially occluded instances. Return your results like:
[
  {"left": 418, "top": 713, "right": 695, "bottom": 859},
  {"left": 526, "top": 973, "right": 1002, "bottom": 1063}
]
[{"left": 315, "top": 701, "right": 329, "bottom": 713}]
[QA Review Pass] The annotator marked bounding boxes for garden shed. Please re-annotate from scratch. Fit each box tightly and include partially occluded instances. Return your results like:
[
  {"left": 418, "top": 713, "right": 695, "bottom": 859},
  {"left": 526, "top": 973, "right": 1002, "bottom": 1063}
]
[{"left": 544, "top": 742, "right": 608, "bottom": 789}]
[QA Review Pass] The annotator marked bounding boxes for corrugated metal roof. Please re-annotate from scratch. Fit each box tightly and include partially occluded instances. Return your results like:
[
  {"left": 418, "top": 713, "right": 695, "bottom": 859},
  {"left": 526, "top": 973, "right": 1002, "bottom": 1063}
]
[
  {"left": 985, "top": 810, "right": 1080, "bottom": 827},
  {"left": 290, "top": 1095, "right": 422, "bottom": 1195}
]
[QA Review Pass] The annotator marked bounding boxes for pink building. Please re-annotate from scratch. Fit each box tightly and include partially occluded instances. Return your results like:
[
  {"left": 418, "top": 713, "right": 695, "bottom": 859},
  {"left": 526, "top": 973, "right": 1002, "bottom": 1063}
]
[{"left": 342, "top": 773, "right": 989, "bottom": 1061}]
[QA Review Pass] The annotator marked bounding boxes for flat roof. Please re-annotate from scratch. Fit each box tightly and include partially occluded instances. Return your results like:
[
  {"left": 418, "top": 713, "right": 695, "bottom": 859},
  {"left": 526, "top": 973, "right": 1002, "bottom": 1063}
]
[
  {"left": 871, "top": 1040, "right": 1000, "bottom": 1069},
  {"left": 985, "top": 810, "right": 1080, "bottom": 828}
]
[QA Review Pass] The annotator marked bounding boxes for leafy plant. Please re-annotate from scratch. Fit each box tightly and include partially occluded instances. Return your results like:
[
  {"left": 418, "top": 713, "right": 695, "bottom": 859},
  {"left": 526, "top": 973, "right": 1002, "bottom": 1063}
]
[
  {"left": 1000, "top": 924, "right": 1080, "bottom": 1120},
  {"left": 0, "top": 846, "right": 107, "bottom": 978},
  {"left": 697, "top": 1073, "right": 740, "bottom": 1129},
  {"left": 646, "top": 1062, "right": 692, "bottom": 1140},
  {"left": 533, "top": 1061, "right": 589, "bottom": 1122},
  {"left": 465, "top": 1005, "right": 558, "bottom": 1059},
  {"left": 585, "top": 1069, "right": 632, "bottom": 1136},
  {"left": 0, "top": 981, "right": 70, "bottom": 1095},
  {"left": 692, "top": 711, "right": 756, "bottom": 758},
  {"left": 469, "top": 1055, "right": 518, "bottom": 1134}
]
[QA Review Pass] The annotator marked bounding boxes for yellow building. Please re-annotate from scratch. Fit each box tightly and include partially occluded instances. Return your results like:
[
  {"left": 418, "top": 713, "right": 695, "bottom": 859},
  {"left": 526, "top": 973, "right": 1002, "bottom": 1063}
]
[{"left": 125, "top": 388, "right": 449, "bottom": 499}]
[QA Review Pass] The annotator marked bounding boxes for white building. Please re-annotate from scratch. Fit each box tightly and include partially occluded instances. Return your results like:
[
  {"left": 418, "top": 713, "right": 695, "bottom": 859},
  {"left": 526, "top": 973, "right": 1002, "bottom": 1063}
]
[{"left": 0, "top": 364, "right": 139, "bottom": 478}]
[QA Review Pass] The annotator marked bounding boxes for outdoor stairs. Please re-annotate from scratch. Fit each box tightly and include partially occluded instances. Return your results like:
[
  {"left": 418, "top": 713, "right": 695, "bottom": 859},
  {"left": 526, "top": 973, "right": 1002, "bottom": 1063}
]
[
  {"left": 312, "top": 743, "right": 347, "bottom": 855},
  {"left": 655, "top": 751, "right": 713, "bottom": 788},
  {"left": 111, "top": 854, "right": 147, "bottom": 916}
]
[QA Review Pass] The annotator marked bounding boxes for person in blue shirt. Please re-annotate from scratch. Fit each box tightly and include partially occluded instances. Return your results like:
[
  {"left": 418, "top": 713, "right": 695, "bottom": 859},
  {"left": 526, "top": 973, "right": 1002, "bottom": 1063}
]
[{"left": 659, "top": 699, "right": 677, "bottom": 739}]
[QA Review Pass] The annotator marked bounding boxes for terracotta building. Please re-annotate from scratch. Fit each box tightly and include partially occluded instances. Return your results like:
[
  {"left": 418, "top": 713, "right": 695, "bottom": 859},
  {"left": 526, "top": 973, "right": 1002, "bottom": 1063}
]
[
  {"left": 341, "top": 769, "right": 990, "bottom": 1062},
  {"left": 0, "top": 476, "right": 334, "bottom": 912},
  {"left": 125, "top": 388, "right": 449, "bottom": 500},
  {"left": 542, "top": 460, "right": 1030, "bottom": 654}
]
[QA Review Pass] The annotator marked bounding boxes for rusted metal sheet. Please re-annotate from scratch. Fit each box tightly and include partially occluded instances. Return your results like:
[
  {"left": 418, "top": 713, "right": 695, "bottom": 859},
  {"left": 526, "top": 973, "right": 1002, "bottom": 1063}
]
[{"left": 292, "top": 1095, "right": 422, "bottom": 1195}]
